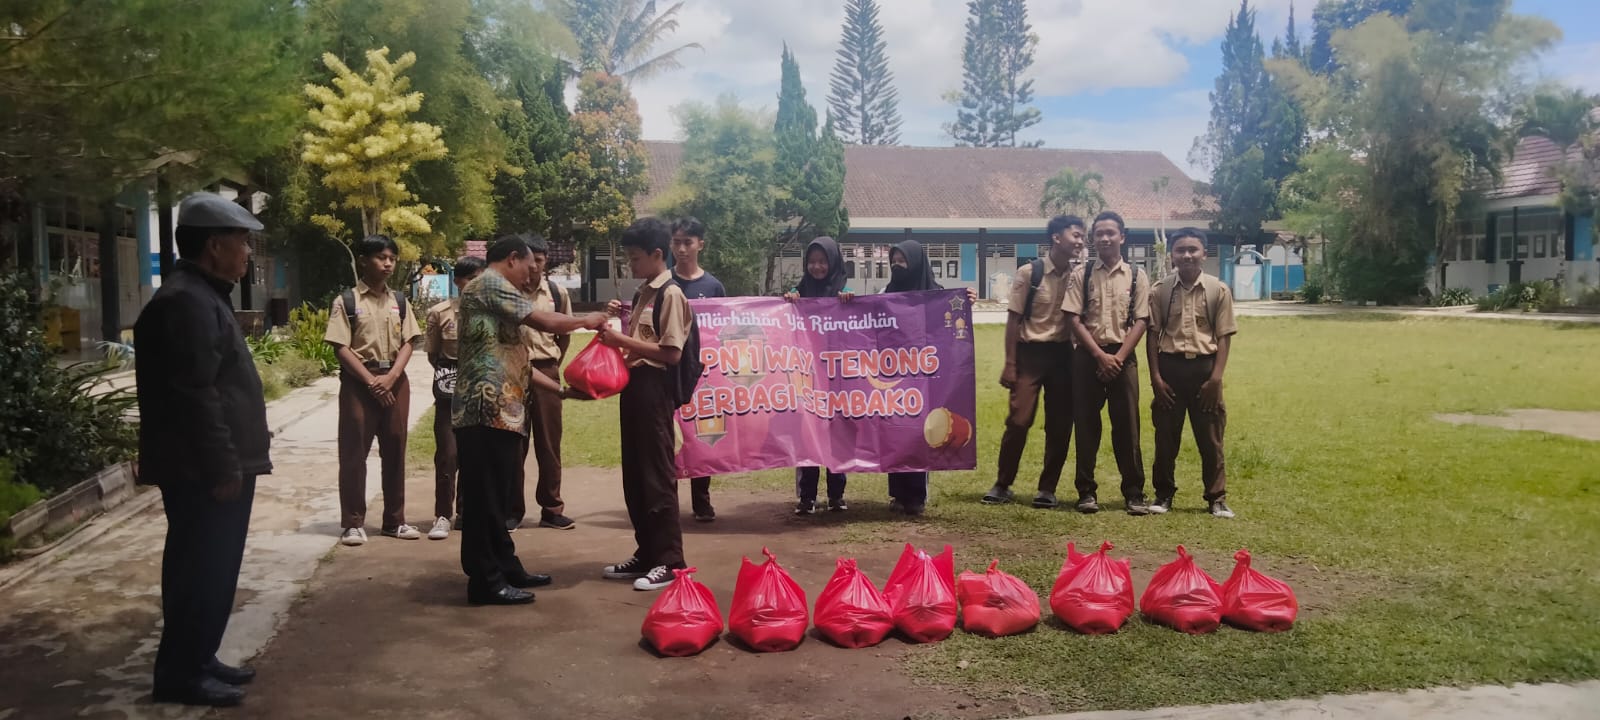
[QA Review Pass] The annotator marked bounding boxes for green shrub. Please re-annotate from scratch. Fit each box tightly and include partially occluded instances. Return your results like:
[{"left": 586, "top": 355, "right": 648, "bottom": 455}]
[
  {"left": 1437, "top": 287, "right": 1476, "bottom": 307},
  {"left": 1300, "top": 277, "right": 1325, "bottom": 304},
  {"left": 275, "top": 354, "right": 324, "bottom": 388},
  {"left": 256, "top": 358, "right": 289, "bottom": 403},
  {"left": 287, "top": 303, "right": 338, "bottom": 375},
  {"left": 246, "top": 333, "right": 287, "bottom": 364},
  {"left": 1476, "top": 281, "right": 1567, "bottom": 312},
  {"left": 1577, "top": 284, "right": 1600, "bottom": 309}
]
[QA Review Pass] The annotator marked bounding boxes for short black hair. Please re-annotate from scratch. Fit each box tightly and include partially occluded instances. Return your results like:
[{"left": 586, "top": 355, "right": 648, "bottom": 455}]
[
  {"left": 1170, "top": 227, "right": 1208, "bottom": 246},
  {"left": 485, "top": 234, "right": 531, "bottom": 263},
  {"left": 1047, "top": 215, "right": 1085, "bottom": 238},
  {"left": 354, "top": 234, "right": 400, "bottom": 258},
  {"left": 620, "top": 217, "right": 671, "bottom": 258},
  {"left": 1092, "top": 211, "right": 1126, "bottom": 235},
  {"left": 671, "top": 216, "right": 707, "bottom": 241},
  {"left": 175, "top": 225, "right": 238, "bottom": 259},
  {"left": 454, "top": 255, "right": 486, "bottom": 278},
  {"left": 523, "top": 232, "right": 549, "bottom": 255}
]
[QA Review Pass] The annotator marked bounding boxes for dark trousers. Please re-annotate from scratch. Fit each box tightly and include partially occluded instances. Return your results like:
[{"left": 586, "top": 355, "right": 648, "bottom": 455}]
[
  {"left": 433, "top": 396, "right": 460, "bottom": 519},
  {"left": 1072, "top": 344, "right": 1147, "bottom": 501},
  {"left": 456, "top": 426, "right": 528, "bottom": 589},
  {"left": 512, "top": 361, "right": 565, "bottom": 522},
  {"left": 888, "top": 472, "right": 928, "bottom": 505},
  {"left": 620, "top": 366, "right": 685, "bottom": 568},
  {"left": 795, "top": 467, "right": 847, "bottom": 503},
  {"left": 996, "top": 342, "right": 1077, "bottom": 493},
  {"left": 154, "top": 476, "right": 256, "bottom": 686},
  {"left": 689, "top": 476, "right": 714, "bottom": 516},
  {"left": 1152, "top": 354, "right": 1228, "bottom": 502},
  {"left": 338, "top": 374, "right": 410, "bottom": 530}
]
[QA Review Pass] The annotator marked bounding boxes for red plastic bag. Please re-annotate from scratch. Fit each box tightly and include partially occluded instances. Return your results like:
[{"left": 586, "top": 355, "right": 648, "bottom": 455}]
[
  {"left": 641, "top": 567, "right": 723, "bottom": 657},
  {"left": 1140, "top": 545, "right": 1224, "bottom": 634},
  {"left": 814, "top": 558, "right": 894, "bottom": 648},
  {"left": 729, "top": 547, "right": 809, "bottom": 652},
  {"left": 883, "top": 543, "right": 957, "bottom": 643},
  {"left": 563, "top": 339, "right": 629, "bottom": 399},
  {"left": 1222, "top": 549, "right": 1299, "bottom": 632},
  {"left": 957, "top": 560, "right": 1041, "bottom": 637},
  {"left": 1048, "top": 541, "right": 1135, "bottom": 634}
]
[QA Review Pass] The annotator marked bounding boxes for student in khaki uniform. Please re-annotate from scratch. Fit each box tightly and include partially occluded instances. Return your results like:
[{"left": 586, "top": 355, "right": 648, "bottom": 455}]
[
  {"left": 422, "top": 255, "right": 486, "bottom": 540},
  {"left": 326, "top": 235, "right": 424, "bottom": 544},
  {"left": 1146, "top": 228, "right": 1237, "bottom": 518},
  {"left": 596, "top": 217, "right": 694, "bottom": 592},
  {"left": 513, "top": 235, "right": 575, "bottom": 531},
  {"left": 985, "top": 215, "right": 1087, "bottom": 509},
  {"left": 1062, "top": 211, "right": 1153, "bottom": 516}
]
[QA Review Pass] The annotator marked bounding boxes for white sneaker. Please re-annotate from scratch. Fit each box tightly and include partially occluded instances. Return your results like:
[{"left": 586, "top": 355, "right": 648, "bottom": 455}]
[
  {"left": 383, "top": 524, "right": 422, "bottom": 540},
  {"left": 633, "top": 565, "right": 676, "bottom": 591},
  {"left": 427, "top": 516, "right": 451, "bottom": 540},
  {"left": 340, "top": 528, "right": 367, "bottom": 546}
]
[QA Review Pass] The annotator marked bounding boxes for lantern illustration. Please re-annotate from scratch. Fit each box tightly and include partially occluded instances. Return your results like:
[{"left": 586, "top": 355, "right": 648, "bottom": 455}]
[
  {"left": 694, "top": 413, "right": 728, "bottom": 447},
  {"left": 720, "top": 323, "right": 769, "bottom": 389}
]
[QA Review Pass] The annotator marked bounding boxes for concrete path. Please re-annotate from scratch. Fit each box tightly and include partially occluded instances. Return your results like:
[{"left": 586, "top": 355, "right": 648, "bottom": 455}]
[{"left": 1021, "top": 681, "right": 1600, "bottom": 720}]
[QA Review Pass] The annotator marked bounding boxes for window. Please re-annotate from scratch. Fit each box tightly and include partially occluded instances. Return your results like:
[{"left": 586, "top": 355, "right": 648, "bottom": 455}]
[
  {"left": 1442, "top": 239, "right": 1457, "bottom": 261},
  {"left": 1500, "top": 235, "right": 1514, "bottom": 260},
  {"left": 1534, "top": 234, "right": 1547, "bottom": 258},
  {"left": 1459, "top": 235, "right": 1475, "bottom": 261},
  {"left": 1516, "top": 236, "right": 1529, "bottom": 260},
  {"left": 845, "top": 260, "right": 856, "bottom": 279},
  {"left": 946, "top": 260, "right": 957, "bottom": 278},
  {"left": 876, "top": 261, "right": 886, "bottom": 279},
  {"left": 931, "top": 262, "right": 943, "bottom": 279}
]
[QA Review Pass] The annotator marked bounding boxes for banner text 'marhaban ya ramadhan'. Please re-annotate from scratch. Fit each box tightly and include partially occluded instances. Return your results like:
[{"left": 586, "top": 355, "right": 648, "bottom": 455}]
[{"left": 656, "top": 289, "right": 977, "bottom": 477}]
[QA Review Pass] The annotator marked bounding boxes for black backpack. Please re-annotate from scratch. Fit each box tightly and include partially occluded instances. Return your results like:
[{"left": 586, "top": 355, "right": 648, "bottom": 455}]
[
  {"left": 1021, "top": 258, "right": 1045, "bottom": 320},
  {"left": 645, "top": 285, "right": 704, "bottom": 407}
]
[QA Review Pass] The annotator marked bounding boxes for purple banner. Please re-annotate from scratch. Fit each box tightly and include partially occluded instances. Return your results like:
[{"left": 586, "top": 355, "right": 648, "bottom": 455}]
[{"left": 669, "top": 289, "right": 976, "bottom": 477}]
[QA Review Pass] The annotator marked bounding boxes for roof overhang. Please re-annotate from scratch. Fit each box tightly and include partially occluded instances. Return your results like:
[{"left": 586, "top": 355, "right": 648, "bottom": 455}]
[{"left": 1482, "top": 194, "right": 1560, "bottom": 212}]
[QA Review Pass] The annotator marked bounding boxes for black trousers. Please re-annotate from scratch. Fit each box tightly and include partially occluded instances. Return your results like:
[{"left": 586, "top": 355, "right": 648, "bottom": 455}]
[
  {"left": 795, "top": 467, "right": 847, "bottom": 503},
  {"left": 154, "top": 475, "right": 256, "bottom": 686},
  {"left": 456, "top": 426, "right": 528, "bottom": 589},
  {"left": 1072, "top": 344, "right": 1148, "bottom": 501},
  {"left": 620, "top": 366, "right": 685, "bottom": 569}
]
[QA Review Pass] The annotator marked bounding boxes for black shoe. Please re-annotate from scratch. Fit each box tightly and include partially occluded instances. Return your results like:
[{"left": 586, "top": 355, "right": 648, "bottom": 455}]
[
  {"left": 902, "top": 502, "right": 926, "bottom": 517},
  {"left": 981, "top": 485, "right": 1014, "bottom": 504},
  {"left": 1125, "top": 496, "right": 1152, "bottom": 516},
  {"left": 1150, "top": 496, "right": 1173, "bottom": 515},
  {"left": 1075, "top": 495, "right": 1100, "bottom": 514},
  {"left": 468, "top": 585, "right": 535, "bottom": 605},
  {"left": 539, "top": 513, "right": 576, "bottom": 530},
  {"left": 1032, "top": 491, "right": 1058, "bottom": 509},
  {"left": 507, "top": 572, "right": 553, "bottom": 589},
  {"left": 828, "top": 497, "right": 849, "bottom": 512},
  {"left": 505, "top": 518, "right": 521, "bottom": 533},
  {"left": 795, "top": 499, "right": 817, "bottom": 515},
  {"left": 203, "top": 658, "right": 255, "bottom": 685},
  {"left": 887, "top": 498, "right": 904, "bottom": 514},
  {"left": 1209, "top": 499, "right": 1236, "bottom": 519},
  {"left": 603, "top": 556, "right": 648, "bottom": 580},
  {"left": 152, "top": 676, "right": 245, "bottom": 707},
  {"left": 693, "top": 507, "right": 716, "bottom": 522}
]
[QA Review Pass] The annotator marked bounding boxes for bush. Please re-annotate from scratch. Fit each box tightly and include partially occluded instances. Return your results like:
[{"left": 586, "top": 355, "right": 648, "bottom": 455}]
[
  {"left": 0, "top": 458, "right": 44, "bottom": 560},
  {"left": 286, "top": 303, "right": 338, "bottom": 375},
  {"left": 1300, "top": 277, "right": 1325, "bottom": 304},
  {"left": 1577, "top": 284, "right": 1600, "bottom": 309},
  {"left": 1476, "top": 281, "right": 1567, "bottom": 313},
  {"left": 0, "top": 272, "right": 138, "bottom": 496},
  {"left": 257, "top": 358, "right": 289, "bottom": 403},
  {"left": 275, "top": 354, "right": 324, "bottom": 388},
  {"left": 1437, "top": 287, "right": 1476, "bottom": 307},
  {"left": 246, "top": 333, "right": 287, "bottom": 364}
]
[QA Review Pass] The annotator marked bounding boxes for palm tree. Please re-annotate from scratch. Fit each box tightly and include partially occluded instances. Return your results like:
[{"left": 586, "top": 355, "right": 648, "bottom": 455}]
[
  {"left": 555, "top": 0, "right": 703, "bottom": 81},
  {"left": 1039, "top": 167, "right": 1108, "bottom": 218}
]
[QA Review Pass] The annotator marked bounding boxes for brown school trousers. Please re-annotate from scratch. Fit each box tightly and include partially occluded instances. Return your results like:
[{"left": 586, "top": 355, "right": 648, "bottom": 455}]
[
  {"left": 619, "top": 365, "right": 685, "bottom": 569},
  {"left": 996, "top": 341, "right": 1077, "bottom": 493},
  {"left": 1151, "top": 353, "right": 1228, "bottom": 502},
  {"left": 338, "top": 372, "right": 410, "bottom": 530},
  {"left": 433, "top": 394, "right": 459, "bottom": 520},
  {"left": 1071, "top": 344, "right": 1148, "bottom": 502},
  {"left": 512, "top": 360, "right": 565, "bottom": 522}
]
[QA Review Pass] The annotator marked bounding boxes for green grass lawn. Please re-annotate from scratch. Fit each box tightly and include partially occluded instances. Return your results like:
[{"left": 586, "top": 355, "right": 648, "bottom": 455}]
[{"left": 422, "top": 317, "right": 1600, "bottom": 711}]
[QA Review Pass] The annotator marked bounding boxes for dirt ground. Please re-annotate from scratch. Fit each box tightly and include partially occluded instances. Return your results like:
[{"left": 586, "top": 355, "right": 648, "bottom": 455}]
[
  {"left": 229, "top": 467, "right": 1019, "bottom": 720},
  {"left": 1434, "top": 409, "right": 1600, "bottom": 442}
]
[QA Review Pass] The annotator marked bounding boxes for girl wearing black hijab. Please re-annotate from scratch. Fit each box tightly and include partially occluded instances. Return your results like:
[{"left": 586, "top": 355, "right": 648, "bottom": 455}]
[{"left": 786, "top": 236, "right": 852, "bottom": 514}]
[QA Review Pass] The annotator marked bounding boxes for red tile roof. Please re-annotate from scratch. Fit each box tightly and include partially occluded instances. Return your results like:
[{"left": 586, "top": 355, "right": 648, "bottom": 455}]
[
  {"left": 1487, "top": 107, "right": 1599, "bottom": 201},
  {"left": 638, "top": 141, "right": 1213, "bottom": 227}
]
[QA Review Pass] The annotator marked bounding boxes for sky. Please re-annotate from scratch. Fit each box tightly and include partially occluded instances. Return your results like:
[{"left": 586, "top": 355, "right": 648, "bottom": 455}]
[{"left": 622, "top": 0, "right": 1600, "bottom": 180}]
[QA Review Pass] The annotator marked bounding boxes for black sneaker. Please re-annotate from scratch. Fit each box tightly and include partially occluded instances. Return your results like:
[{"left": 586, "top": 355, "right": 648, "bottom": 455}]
[
  {"left": 828, "top": 498, "right": 849, "bottom": 512},
  {"left": 603, "top": 556, "right": 648, "bottom": 580},
  {"left": 1032, "top": 491, "right": 1058, "bottom": 509},
  {"left": 1125, "top": 497, "right": 1152, "bottom": 516},
  {"left": 902, "top": 502, "right": 926, "bottom": 517},
  {"left": 1150, "top": 496, "right": 1173, "bottom": 515},
  {"left": 633, "top": 565, "right": 677, "bottom": 591},
  {"left": 794, "top": 499, "right": 817, "bottom": 515},
  {"left": 1209, "top": 499, "right": 1236, "bottom": 519},
  {"left": 1075, "top": 495, "right": 1100, "bottom": 514},
  {"left": 981, "top": 485, "right": 1014, "bottom": 504},
  {"left": 539, "top": 513, "right": 576, "bottom": 530},
  {"left": 505, "top": 518, "right": 521, "bottom": 533},
  {"left": 693, "top": 507, "right": 716, "bottom": 522}
]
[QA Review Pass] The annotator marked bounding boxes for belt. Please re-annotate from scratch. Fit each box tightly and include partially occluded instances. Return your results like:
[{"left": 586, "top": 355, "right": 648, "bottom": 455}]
[
  {"left": 530, "top": 357, "right": 561, "bottom": 366},
  {"left": 362, "top": 361, "right": 393, "bottom": 372},
  {"left": 1159, "top": 352, "right": 1211, "bottom": 360}
]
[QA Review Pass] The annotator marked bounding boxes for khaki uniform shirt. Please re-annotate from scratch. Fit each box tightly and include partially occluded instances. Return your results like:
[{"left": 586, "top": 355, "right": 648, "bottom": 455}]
[
  {"left": 324, "top": 280, "right": 422, "bottom": 364},
  {"left": 1008, "top": 255, "right": 1073, "bottom": 343},
  {"left": 1061, "top": 259, "right": 1151, "bottom": 347},
  {"left": 627, "top": 270, "right": 692, "bottom": 369},
  {"left": 1149, "top": 273, "right": 1237, "bottom": 356},
  {"left": 519, "top": 279, "right": 571, "bottom": 363},
  {"left": 424, "top": 298, "right": 460, "bottom": 362}
]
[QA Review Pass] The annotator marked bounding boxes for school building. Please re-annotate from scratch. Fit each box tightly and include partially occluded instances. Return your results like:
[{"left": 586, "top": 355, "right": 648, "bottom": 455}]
[{"left": 589, "top": 141, "right": 1222, "bottom": 301}]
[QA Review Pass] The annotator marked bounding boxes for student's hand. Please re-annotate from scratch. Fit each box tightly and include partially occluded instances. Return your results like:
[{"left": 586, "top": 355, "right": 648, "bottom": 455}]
[
  {"left": 783, "top": 292, "right": 799, "bottom": 303},
  {"left": 1199, "top": 378, "right": 1223, "bottom": 413},
  {"left": 966, "top": 288, "right": 978, "bottom": 303},
  {"left": 605, "top": 299, "right": 623, "bottom": 316},
  {"left": 212, "top": 475, "right": 243, "bottom": 503},
  {"left": 999, "top": 364, "right": 1017, "bottom": 390},
  {"left": 1151, "top": 377, "right": 1177, "bottom": 410},
  {"left": 375, "top": 387, "right": 396, "bottom": 409},
  {"left": 838, "top": 291, "right": 855, "bottom": 302},
  {"left": 1095, "top": 352, "right": 1122, "bottom": 381},
  {"left": 580, "top": 312, "right": 607, "bottom": 330},
  {"left": 561, "top": 386, "right": 594, "bottom": 401},
  {"left": 595, "top": 326, "right": 621, "bottom": 348}
]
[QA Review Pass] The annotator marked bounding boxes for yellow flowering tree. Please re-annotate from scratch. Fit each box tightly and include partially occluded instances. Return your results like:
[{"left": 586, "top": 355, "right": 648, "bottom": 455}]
[{"left": 302, "top": 47, "right": 448, "bottom": 268}]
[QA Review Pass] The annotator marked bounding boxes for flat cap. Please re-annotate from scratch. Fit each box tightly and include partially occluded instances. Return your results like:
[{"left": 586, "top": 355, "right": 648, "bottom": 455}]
[{"left": 177, "top": 192, "right": 264, "bottom": 231}]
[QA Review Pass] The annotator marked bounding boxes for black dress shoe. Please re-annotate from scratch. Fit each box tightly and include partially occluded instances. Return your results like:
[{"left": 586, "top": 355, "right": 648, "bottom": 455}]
[
  {"left": 153, "top": 676, "right": 246, "bottom": 707},
  {"left": 467, "top": 585, "right": 535, "bottom": 605},
  {"left": 506, "top": 572, "right": 553, "bottom": 589},
  {"left": 204, "top": 657, "right": 256, "bottom": 685}
]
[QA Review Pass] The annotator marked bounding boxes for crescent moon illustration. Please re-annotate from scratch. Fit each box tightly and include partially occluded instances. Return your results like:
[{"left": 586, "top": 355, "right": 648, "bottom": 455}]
[{"left": 866, "top": 375, "right": 902, "bottom": 390}]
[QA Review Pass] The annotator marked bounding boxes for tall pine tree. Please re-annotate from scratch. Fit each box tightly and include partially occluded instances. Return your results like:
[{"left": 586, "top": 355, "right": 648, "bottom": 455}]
[
  {"left": 771, "top": 46, "right": 847, "bottom": 292},
  {"left": 1192, "top": 0, "right": 1275, "bottom": 244},
  {"left": 828, "top": 0, "right": 904, "bottom": 145},
  {"left": 946, "top": 0, "right": 1041, "bottom": 148}
]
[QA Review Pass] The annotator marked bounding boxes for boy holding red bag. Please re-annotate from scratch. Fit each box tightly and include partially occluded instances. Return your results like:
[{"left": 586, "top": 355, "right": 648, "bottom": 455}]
[{"left": 596, "top": 218, "right": 697, "bottom": 592}]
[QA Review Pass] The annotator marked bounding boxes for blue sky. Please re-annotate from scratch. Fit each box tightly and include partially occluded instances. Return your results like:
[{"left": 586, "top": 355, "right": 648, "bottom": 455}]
[{"left": 626, "top": 0, "right": 1600, "bottom": 179}]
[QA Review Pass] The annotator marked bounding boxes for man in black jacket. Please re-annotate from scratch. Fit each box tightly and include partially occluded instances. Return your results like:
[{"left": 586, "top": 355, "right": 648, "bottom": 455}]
[{"left": 135, "top": 192, "right": 271, "bottom": 707}]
